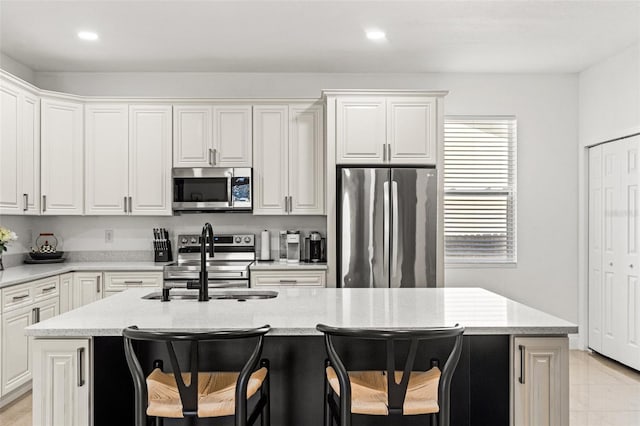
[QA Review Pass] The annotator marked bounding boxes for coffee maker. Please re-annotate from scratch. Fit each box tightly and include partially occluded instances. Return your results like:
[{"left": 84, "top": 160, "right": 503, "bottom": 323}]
[
  {"left": 309, "top": 231, "right": 323, "bottom": 262},
  {"left": 286, "top": 231, "right": 300, "bottom": 263}
]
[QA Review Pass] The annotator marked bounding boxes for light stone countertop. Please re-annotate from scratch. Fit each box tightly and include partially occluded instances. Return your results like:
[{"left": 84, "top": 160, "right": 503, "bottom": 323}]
[
  {"left": 0, "top": 262, "right": 166, "bottom": 289},
  {"left": 25, "top": 287, "right": 578, "bottom": 337},
  {"left": 250, "top": 261, "right": 328, "bottom": 270}
]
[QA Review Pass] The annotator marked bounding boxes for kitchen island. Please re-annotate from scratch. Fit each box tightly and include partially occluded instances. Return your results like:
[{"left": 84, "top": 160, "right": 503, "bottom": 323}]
[{"left": 26, "top": 287, "right": 576, "bottom": 426}]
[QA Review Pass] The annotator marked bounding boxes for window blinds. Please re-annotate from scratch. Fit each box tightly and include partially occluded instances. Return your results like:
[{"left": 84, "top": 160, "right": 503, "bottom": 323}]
[{"left": 444, "top": 117, "right": 517, "bottom": 263}]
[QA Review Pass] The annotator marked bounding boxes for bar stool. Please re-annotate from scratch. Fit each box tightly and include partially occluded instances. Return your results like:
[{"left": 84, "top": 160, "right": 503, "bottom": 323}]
[
  {"left": 123, "top": 325, "right": 271, "bottom": 426},
  {"left": 316, "top": 324, "right": 464, "bottom": 426}
]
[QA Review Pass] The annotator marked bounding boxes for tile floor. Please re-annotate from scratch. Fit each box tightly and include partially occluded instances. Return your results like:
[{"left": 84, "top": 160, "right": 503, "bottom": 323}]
[{"left": 1, "top": 350, "right": 639, "bottom": 426}]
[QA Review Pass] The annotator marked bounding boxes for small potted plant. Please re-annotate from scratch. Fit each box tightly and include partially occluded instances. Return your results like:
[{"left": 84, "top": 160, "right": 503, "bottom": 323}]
[{"left": 0, "top": 226, "right": 18, "bottom": 271}]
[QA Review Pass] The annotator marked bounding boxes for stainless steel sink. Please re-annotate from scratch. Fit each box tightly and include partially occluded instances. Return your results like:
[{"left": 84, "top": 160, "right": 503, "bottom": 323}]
[{"left": 142, "top": 289, "right": 278, "bottom": 301}]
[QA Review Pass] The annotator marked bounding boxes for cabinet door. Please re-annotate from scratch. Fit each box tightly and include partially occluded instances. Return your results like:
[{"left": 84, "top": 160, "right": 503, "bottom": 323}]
[
  {"left": 336, "top": 97, "right": 386, "bottom": 164},
  {"left": 387, "top": 97, "right": 436, "bottom": 164},
  {"left": 73, "top": 273, "right": 102, "bottom": 309},
  {"left": 173, "top": 105, "right": 213, "bottom": 167},
  {"left": 1, "top": 305, "right": 32, "bottom": 394},
  {"left": 22, "top": 90, "right": 40, "bottom": 214},
  {"left": 0, "top": 81, "right": 21, "bottom": 214},
  {"left": 129, "top": 105, "right": 172, "bottom": 215},
  {"left": 41, "top": 98, "right": 84, "bottom": 215},
  {"left": 85, "top": 104, "right": 129, "bottom": 215},
  {"left": 36, "top": 297, "right": 60, "bottom": 323},
  {"left": 289, "top": 103, "right": 324, "bottom": 215},
  {"left": 213, "top": 105, "right": 252, "bottom": 167},
  {"left": 513, "top": 337, "right": 568, "bottom": 426},
  {"left": 253, "top": 105, "right": 289, "bottom": 215},
  {"left": 59, "top": 273, "right": 74, "bottom": 314},
  {"left": 33, "top": 339, "right": 90, "bottom": 426}
]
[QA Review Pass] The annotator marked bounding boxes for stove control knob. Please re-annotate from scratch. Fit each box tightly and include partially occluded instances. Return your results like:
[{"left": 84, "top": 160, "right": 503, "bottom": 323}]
[
  {"left": 190, "top": 237, "right": 197, "bottom": 244},
  {"left": 235, "top": 236, "right": 242, "bottom": 243},
  {"left": 244, "top": 236, "right": 251, "bottom": 243},
  {"left": 181, "top": 238, "right": 188, "bottom": 244}
]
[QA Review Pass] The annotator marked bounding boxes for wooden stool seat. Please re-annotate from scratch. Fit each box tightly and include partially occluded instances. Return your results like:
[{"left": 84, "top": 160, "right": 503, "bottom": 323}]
[
  {"left": 146, "top": 367, "right": 268, "bottom": 418},
  {"left": 326, "top": 367, "right": 441, "bottom": 416}
]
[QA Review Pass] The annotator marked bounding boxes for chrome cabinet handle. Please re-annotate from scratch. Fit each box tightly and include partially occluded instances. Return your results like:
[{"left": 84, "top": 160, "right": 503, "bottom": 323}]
[
  {"left": 609, "top": 262, "right": 613, "bottom": 266},
  {"left": 284, "top": 196, "right": 288, "bottom": 213},
  {"left": 519, "top": 345, "right": 525, "bottom": 384},
  {"left": 124, "top": 196, "right": 128, "bottom": 213},
  {"left": 96, "top": 276, "right": 101, "bottom": 293},
  {"left": 383, "top": 144, "right": 386, "bottom": 161},
  {"left": 32, "top": 308, "right": 37, "bottom": 323},
  {"left": 128, "top": 196, "right": 133, "bottom": 213},
  {"left": 630, "top": 264, "right": 634, "bottom": 269},
  {"left": 42, "top": 195, "right": 47, "bottom": 212},
  {"left": 213, "top": 148, "right": 217, "bottom": 165},
  {"left": 209, "top": 148, "right": 214, "bottom": 165},
  {"left": 288, "top": 196, "right": 293, "bottom": 213},
  {"left": 387, "top": 144, "right": 391, "bottom": 161},
  {"left": 12, "top": 294, "right": 29, "bottom": 301},
  {"left": 42, "top": 286, "right": 56, "bottom": 293},
  {"left": 279, "top": 279, "right": 297, "bottom": 284},
  {"left": 23, "top": 194, "right": 28, "bottom": 211},
  {"left": 77, "top": 347, "right": 85, "bottom": 387},
  {"left": 124, "top": 280, "right": 144, "bottom": 284}
]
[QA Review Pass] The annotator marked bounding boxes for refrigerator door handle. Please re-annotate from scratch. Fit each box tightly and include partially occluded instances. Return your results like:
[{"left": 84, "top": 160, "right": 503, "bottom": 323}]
[
  {"left": 391, "top": 180, "right": 399, "bottom": 286},
  {"left": 383, "top": 180, "right": 390, "bottom": 283}
]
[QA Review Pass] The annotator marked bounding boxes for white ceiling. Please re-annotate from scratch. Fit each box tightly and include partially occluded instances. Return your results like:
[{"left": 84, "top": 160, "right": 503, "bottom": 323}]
[{"left": 1, "top": 0, "right": 639, "bottom": 73}]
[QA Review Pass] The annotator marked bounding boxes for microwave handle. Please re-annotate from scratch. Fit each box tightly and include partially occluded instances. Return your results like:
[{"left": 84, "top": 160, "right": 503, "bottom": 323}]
[{"left": 227, "top": 177, "right": 233, "bottom": 207}]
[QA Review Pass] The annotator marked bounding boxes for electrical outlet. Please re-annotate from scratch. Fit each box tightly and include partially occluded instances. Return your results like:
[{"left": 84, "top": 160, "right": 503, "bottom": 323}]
[{"left": 105, "top": 229, "right": 114, "bottom": 243}]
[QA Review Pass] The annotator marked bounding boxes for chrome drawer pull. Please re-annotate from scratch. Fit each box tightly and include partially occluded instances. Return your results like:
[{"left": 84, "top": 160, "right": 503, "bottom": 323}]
[
  {"left": 77, "top": 347, "right": 85, "bottom": 387},
  {"left": 123, "top": 280, "right": 144, "bottom": 284},
  {"left": 279, "top": 279, "right": 298, "bottom": 284},
  {"left": 41, "top": 286, "right": 56, "bottom": 293},
  {"left": 518, "top": 345, "right": 525, "bottom": 384},
  {"left": 12, "top": 294, "right": 29, "bottom": 301}
]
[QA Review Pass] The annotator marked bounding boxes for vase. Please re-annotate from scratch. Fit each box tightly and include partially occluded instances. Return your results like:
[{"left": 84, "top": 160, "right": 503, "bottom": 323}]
[{"left": 0, "top": 252, "right": 3, "bottom": 271}]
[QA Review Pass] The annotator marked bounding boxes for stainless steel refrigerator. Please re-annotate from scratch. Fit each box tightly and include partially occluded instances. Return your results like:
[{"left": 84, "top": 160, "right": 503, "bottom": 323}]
[{"left": 338, "top": 167, "right": 437, "bottom": 288}]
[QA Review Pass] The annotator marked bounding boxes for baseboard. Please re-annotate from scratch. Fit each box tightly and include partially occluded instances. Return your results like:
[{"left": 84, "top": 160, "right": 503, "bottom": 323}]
[{"left": 0, "top": 380, "right": 31, "bottom": 409}]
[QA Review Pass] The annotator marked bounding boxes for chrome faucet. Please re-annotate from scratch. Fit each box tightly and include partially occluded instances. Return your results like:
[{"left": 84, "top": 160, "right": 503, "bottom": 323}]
[{"left": 199, "top": 222, "right": 215, "bottom": 301}]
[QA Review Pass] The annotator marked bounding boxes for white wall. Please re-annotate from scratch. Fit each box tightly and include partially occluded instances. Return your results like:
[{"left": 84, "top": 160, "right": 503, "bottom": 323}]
[
  {"left": 0, "top": 52, "right": 35, "bottom": 84},
  {"left": 577, "top": 42, "right": 640, "bottom": 349},
  {"left": 21, "top": 71, "right": 580, "bottom": 324}
]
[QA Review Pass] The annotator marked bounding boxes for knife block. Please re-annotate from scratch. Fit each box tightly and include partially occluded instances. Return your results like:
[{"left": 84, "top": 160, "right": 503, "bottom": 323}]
[{"left": 154, "top": 241, "right": 173, "bottom": 262}]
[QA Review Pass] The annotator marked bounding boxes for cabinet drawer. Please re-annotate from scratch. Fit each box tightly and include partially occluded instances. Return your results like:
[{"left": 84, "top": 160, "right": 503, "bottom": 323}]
[
  {"left": 251, "top": 270, "right": 326, "bottom": 287},
  {"left": 103, "top": 272, "right": 163, "bottom": 292},
  {"left": 2, "top": 283, "right": 34, "bottom": 312},
  {"left": 33, "top": 276, "right": 60, "bottom": 302}
]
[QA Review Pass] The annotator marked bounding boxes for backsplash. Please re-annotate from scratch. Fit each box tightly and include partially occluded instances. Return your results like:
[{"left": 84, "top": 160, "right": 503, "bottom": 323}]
[{"left": 0, "top": 214, "right": 326, "bottom": 259}]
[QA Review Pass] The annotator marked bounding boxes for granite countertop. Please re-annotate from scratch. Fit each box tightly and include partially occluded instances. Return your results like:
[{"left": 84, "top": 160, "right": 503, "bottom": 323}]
[
  {"left": 0, "top": 262, "right": 166, "bottom": 289},
  {"left": 25, "top": 287, "right": 578, "bottom": 337},
  {"left": 250, "top": 261, "right": 328, "bottom": 270}
]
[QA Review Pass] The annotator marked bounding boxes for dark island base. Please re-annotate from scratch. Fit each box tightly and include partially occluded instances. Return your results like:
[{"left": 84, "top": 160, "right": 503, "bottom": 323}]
[{"left": 94, "top": 335, "right": 509, "bottom": 426}]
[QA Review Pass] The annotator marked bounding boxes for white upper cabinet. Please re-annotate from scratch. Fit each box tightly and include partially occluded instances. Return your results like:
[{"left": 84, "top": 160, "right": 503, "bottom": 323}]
[
  {"left": 0, "top": 80, "right": 40, "bottom": 215},
  {"left": 335, "top": 95, "right": 438, "bottom": 165},
  {"left": 173, "top": 105, "right": 212, "bottom": 167},
  {"left": 41, "top": 97, "right": 84, "bottom": 215},
  {"left": 289, "top": 103, "right": 324, "bottom": 214},
  {"left": 387, "top": 97, "right": 436, "bottom": 164},
  {"left": 0, "top": 81, "right": 21, "bottom": 214},
  {"left": 129, "top": 105, "right": 172, "bottom": 215},
  {"left": 336, "top": 96, "right": 386, "bottom": 163},
  {"left": 85, "top": 104, "right": 129, "bottom": 215},
  {"left": 213, "top": 105, "right": 252, "bottom": 167},
  {"left": 22, "top": 91, "right": 40, "bottom": 214},
  {"left": 173, "top": 104, "right": 252, "bottom": 168},
  {"left": 253, "top": 105, "right": 289, "bottom": 214}
]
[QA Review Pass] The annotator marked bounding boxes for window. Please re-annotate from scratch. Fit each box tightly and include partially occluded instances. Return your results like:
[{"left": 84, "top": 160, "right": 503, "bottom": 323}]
[{"left": 444, "top": 116, "right": 517, "bottom": 264}]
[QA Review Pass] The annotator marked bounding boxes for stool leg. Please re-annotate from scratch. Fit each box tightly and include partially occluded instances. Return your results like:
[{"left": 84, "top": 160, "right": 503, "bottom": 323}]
[
  {"left": 324, "top": 360, "right": 332, "bottom": 426},
  {"left": 430, "top": 412, "right": 438, "bottom": 426},
  {"left": 155, "top": 417, "right": 164, "bottom": 426},
  {"left": 261, "top": 360, "right": 270, "bottom": 426}
]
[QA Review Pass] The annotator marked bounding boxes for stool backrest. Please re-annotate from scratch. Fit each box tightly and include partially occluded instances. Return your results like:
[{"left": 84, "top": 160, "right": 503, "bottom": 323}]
[
  {"left": 316, "top": 324, "right": 464, "bottom": 418},
  {"left": 123, "top": 325, "right": 270, "bottom": 417}
]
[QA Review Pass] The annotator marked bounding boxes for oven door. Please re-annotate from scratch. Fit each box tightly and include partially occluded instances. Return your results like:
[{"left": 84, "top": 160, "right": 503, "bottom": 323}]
[{"left": 172, "top": 168, "right": 252, "bottom": 211}]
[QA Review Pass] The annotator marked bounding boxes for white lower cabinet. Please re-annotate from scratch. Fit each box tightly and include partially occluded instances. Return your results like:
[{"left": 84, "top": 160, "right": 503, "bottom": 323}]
[
  {"left": 512, "top": 336, "right": 569, "bottom": 426},
  {"left": 250, "top": 269, "right": 326, "bottom": 288},
  {"left": 33, "top": 338, "right": 91, "bottom": 426},
  {"left": 103, "top": 271, "right": 162, "bottom": 296},
  {"left": 73, "top": 273, "right": 103, "bottom": 308},
  {"left": 59, "top": 273, "right": 74, "bottom": 314}
]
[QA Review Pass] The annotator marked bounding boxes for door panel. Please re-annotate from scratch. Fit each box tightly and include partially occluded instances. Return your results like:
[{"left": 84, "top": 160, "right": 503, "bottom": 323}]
[
  {"left": 173, "top": 105, "right": 212, "bottom": 167},
  {"left": 1, "top": 306, "right": 32, "bottom": 394},
  {"left": 339, "top": 168, "right": 389, "bottom": 288},
  {"left": 213, "top": 105, "right": 252, "bottom": 167},
  {"left": 336, "top": 97, "right": 386, "bottom": 164},
  {"left": 0, "top": 82, "right": 21, "bottom": 213},
  {"left": 390, "top": 168, "right": 437, "bottom": 288},
  {"left": 387, "top": 97, "right": 437, "bottom": 164},
  {"left": 588, "top": 146, "right": 603, "bottom": 351},
  {"left": 22, "top": 91, "right": 40, "bottom": 214}
]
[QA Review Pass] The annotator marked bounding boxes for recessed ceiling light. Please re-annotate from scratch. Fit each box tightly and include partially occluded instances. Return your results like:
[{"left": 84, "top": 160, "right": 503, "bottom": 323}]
[
  {"left": 366, "top": 30, "right": 386, "bottom": 41},
  {"left": 77, "top": 31, "right": 99, "bottom": 41}
]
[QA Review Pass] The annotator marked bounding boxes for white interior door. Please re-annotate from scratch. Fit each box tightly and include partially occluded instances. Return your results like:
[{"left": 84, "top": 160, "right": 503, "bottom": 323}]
[
  {"left": 289, "top": 103, "right": 324, "bottom": 215},
  {"left": 0, "top": 81, "right": 22, "bottom": 214},
  {"left": 129, "top": 105, "right": 172, "bottom": 215},
  {"left": 253, "top": 105, "right": 288, "bottom": 215},
  {"left": 173, "top": 105, "right": 212, "bottom": 167},
  {"left": 85, "top": 104, "right": 129, "bottom": 215},
  {"left": 213, "top": 105, "right": 252, "bottom": 167},
  {"left": 41, "top": 98, "right": 84, "bottom": 215}
]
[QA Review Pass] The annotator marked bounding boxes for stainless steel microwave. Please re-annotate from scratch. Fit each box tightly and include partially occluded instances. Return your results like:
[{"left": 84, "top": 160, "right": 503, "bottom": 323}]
[{"left": 172, "top": 168, "right": 252, "bottom": 212}]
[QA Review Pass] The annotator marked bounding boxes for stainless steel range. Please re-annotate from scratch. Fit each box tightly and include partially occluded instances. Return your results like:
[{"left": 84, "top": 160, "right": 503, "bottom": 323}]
[{"left": 163, "top": 233, "right": 255, "bottom": 292}]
